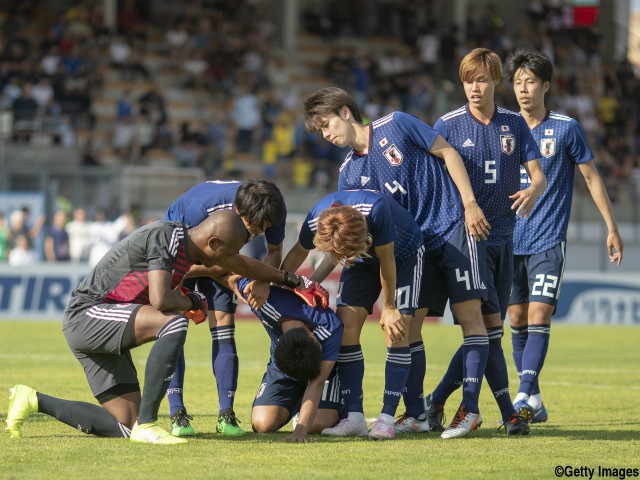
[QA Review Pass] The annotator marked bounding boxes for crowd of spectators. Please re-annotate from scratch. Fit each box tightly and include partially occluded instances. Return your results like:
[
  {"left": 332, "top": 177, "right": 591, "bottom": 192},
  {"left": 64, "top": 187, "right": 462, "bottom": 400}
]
[{"left": 0, "top": 0, "right": 639, "bottom": 264}]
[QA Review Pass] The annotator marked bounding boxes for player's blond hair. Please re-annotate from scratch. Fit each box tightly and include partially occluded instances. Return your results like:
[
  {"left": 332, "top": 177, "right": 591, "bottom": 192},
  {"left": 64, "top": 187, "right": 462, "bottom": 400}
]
[
  {"left": 459, "top": 48, "right": 503, "bottom": 83},
  {"left": 313, "top": 206, "right": 369, "bottom": 267}
]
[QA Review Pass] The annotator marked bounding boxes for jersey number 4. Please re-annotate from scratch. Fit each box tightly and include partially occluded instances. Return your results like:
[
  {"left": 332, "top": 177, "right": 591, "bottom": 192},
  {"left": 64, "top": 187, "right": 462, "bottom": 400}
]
[{"left": 532, "top": 274, "right": 559, "bottom": 298}]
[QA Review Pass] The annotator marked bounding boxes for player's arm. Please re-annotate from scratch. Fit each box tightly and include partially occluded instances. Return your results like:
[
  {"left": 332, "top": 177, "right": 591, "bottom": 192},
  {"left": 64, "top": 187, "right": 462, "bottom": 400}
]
[
  {"left": 281, "top": 241, "right": 311, "bottom": 273},
  {"left": 284, "top": 360, "right": 335, "bottom": 443},
  {"left": 246, "top": 241, "right": 283, "bottom": 310},
  {"left": 578, "top": 161, "right": 623, "bottom": 265},
  {"left": 429, "top": 135, "right": 491, "bottom": 241},
  {"left": 375, "top": 242, "right": 406, "bottom": 342},
  {"left": 148, "top": 269, "right": 194, "bottom": 312},
  {"left": 509, "top": 159, "right": 547, "bottom": 217},
  {"left": 309, "top": 254, "right": 338, "bottom": 283}
]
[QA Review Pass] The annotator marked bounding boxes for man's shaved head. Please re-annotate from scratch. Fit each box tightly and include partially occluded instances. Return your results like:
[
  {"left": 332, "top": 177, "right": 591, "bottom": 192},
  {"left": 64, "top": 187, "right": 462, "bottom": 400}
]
[{"left": 189, "top": 210, "right": 249, "bottom": 266}]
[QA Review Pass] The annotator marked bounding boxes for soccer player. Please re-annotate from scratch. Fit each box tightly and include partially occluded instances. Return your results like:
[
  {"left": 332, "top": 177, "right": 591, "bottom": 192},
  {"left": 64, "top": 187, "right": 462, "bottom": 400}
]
[
  {"left": 165, "top": 179, "right": 287, "bottom": 437},
  {"left": 281, "top": 190, "right": 425, "bottom": 439},
  {"left": 426, "top": 47, "right": 547, "bottom": 435},
  {"left": 303, "top": 87, "right": 492, "bottom": 439},
  {"left": 503, "top": 49, "right": 623, "bottom": 422},
  {"left": 5, "top": 210, "right": 249, "bottom": 444},
  {"left": 218, "top": 275, "right": 339, "bottom": 443}
]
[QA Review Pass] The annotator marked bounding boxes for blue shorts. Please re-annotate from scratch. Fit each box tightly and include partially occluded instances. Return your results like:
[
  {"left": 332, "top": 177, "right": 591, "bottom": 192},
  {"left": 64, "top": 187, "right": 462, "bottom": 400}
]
[
  {"left": 483, "top": 241, "right": 514, "bottom": 319},
  {"left": 182, "top": 277, "right": 237, "bottom": 314},
  {"left": 337, "top": 245, "right": 424, "bottom": 316},
  {"left": 509, "top": 242, "right": 566, "bottom": 308},
  {"left": 252, "top": 362, "right": 341, "bottom": 422},
  {"left": 420, "top": 224, "right": 488, "bottom": 317}
]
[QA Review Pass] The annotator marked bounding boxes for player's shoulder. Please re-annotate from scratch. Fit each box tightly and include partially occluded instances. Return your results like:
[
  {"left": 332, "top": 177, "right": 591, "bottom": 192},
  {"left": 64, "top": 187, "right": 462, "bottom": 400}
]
[
  {"left": 439, "top": 105, "right": 467, "bottom": 123},
  {"left": 547, "top": 110, "right": 574, "bottom": 123},
  {"left": 371, "top": 111, "right": 397, "bottom": 130},
  {"left": 338, "top": 149, "right": 356, "bottom": 172}
]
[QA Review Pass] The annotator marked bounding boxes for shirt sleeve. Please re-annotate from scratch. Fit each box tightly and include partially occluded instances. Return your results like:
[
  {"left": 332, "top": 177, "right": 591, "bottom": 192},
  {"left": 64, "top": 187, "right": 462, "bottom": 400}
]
[
  {"left": 146, "top": 224, "right": 177, "bottom": 272},
  {"left": 319, "top": 322, "right": 343, "bottom": 361},
  {"left": 566, "top": 119, "right": 595, "bottom": 165},
  {"left": 433, "top": 117, "right": 448, "bottom": 139},
  {"left": 369, "top": 199, "right": 397, "bottom": 247},
  {"left": 394, "top": 111, "right": 440, "bottom": 152},
  {"left": 298, "top": 211, "right": 316, "bottom": 251},
  {"left": 264, "top": 200, "right": 287, "bottom": 245}
]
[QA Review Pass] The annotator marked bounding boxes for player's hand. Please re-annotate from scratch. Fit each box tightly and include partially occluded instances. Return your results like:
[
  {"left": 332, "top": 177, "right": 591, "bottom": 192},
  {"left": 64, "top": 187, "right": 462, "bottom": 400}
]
[
  {"left": 463, "top": 201, "right": 491, "bottom": 241},
  {"left": 509, "top": 186, "right": 542, "bottom": 218},
  {"left": 283, "top": 431, "right": 312, "bottom": 443},
  {"left": 293, "top": 276, "right": 329, "bottom": 309},
  {"left": 179, "top": 287, "right": 208, "bottom": 324},
  {"left": 379, "top": 307, "right": 406, "bottom": 343},
  {"left": 607, "top": 230, "right": 623, "bottom": 265},
  {"left": 246, "top": 280, "right": 270, "bottom": 310}
]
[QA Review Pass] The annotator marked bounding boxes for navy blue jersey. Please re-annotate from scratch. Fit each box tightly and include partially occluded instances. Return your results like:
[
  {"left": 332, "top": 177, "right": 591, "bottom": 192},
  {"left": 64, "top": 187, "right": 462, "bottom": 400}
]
[
  {"left": 434, "top": 105, "right": 540, "bottom": 245},
  {"left": 166, "top": 180, "right": 286, "bottom": 246},
  {"left": 237, "top": 277, "right": 343, "bottom": 365},
  {"left": 298, "top": 190, "right": 423, "bottom": 261},
  {"left": 513, "top": 111, "right": 593, "bottom": 254},
  {"left": 337, "top": 112, "right": 464, "bottom": 252}
]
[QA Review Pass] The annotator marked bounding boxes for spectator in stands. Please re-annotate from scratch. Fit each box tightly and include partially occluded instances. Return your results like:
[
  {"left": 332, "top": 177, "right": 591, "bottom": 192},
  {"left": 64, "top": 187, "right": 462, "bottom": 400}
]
[
  {"left": 31, "top": 77, "right": 55, "bottom": 115},
  {"left": 112, "top": 114, "right": 136, "bottom": 162},
  {"left": 66, "top": 207, "right": 90, "bottom": 263},
  {"left": 44, "top": 210, "right": 70, "bottom": 262},
  {"left": 0, "top": 213, "right": 9, "bottom": 262},
  {"left": 8, "top": 233, "right": 38, "bottom": 266},
  {"left": 230, "top": 84, "right": 261, "bottom": 153},
  {"left": 8, "top": 206, "right": 45, "bottom": 251}
]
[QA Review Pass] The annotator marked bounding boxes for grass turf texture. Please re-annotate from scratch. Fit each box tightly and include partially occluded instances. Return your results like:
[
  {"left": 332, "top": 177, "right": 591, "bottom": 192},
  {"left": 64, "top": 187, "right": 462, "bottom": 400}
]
[{"left": 1, "top": 320, "right": 639, "bottom": 480}]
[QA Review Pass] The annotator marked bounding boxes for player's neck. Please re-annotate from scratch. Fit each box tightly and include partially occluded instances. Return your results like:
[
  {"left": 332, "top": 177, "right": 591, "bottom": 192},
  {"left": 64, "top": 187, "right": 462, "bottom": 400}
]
[
  {"left": 468, "top": 103, "right": 495, "bottom": 124},
  {"left": 520, "top": 104, "right": 547, "bottom": 129},
  {"left": 353, "top": 123, "right": 370, "bottom": 154}
]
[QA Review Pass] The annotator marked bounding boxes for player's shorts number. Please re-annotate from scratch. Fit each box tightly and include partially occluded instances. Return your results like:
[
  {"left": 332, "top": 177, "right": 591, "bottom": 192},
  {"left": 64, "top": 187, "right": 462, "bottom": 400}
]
[
  {"left": 531, "top": 274, "right": 558, "bottom": 298},
  {"left": 395, "top": 286, "right": 410, "bottom": 310},
  {"left": 456, "top": 268, "right": 471, "bottom": 290},
  {"left": 485, "top": 160, "right": 497, "bottom": 184}
]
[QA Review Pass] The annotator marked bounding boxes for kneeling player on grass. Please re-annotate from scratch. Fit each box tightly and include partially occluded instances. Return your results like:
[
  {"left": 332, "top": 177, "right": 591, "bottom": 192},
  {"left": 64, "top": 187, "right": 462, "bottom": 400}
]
[
  {"left": 220, "top": 275, "right": 340, "bottom": 443},
  {"left": 282, "top": 190, "right": 425, "bottom": 440},
  {"left": 5, "top": 210, "right": 248, "bottom": 445}
]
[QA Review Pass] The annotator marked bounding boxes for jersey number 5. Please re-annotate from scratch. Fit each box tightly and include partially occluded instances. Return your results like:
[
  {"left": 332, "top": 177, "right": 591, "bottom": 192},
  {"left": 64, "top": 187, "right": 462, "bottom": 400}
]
[{"left": 485, "top": 160, "right": 496, "bottom": 184}]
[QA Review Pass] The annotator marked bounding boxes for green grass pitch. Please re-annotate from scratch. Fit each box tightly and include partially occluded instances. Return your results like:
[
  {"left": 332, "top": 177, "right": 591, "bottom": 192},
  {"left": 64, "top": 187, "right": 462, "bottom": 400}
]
[{"left": 1, "top": 320, "right": 639, "bottom": 480}]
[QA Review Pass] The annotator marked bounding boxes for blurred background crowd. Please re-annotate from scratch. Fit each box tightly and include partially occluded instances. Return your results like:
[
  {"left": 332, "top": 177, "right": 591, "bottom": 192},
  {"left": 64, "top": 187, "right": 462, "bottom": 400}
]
[{"left": 0, "top": 0, "right": 638, "bottom": 263}]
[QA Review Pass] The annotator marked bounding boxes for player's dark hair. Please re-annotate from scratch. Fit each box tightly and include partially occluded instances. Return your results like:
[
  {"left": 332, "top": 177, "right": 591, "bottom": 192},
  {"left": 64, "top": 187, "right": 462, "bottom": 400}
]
[
  {"left": 303, "top": 87, "right": 363, "bottom": 133},
  {"left": 503, "top": 49, "right": 553, "bottom": 84},
  {"left": 274, "top": 327, "right": 322, "bottom": 382},
  {"left": 234, "top": 179, "right": 285, "bottom": 231}
]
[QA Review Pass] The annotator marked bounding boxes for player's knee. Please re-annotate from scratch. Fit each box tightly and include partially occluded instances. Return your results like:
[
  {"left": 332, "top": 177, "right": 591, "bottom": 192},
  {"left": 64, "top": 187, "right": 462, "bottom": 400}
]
[
  {"left": 209, "top": 311, "right": 235, "bottom": 328},
  {"left": 251, "top": 416, "right": 280, "bottom": 433}
]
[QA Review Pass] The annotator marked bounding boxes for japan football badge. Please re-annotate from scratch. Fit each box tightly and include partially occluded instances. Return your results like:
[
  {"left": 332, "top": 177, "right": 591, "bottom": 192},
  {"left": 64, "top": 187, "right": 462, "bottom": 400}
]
[
  {"left": 540, "top": 138, "right": 556, "bottom": 158},
  {"left": 500, "top": 135, "right": 515, "bottom": 155},
  {"left": 383, "top": 144, "right": 403, "bottom": 166}
]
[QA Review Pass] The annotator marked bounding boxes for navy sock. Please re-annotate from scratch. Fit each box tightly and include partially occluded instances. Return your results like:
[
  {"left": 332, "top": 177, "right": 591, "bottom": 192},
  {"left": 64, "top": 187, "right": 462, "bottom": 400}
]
[
  {"left": 519, "top": 324, "right": 550, "bottom": 396},
  {"left": 461, "top": 335, "right": 489, "bottom": 414},
  {"left": 211, "top": 325, "right": 238, "bottom": 413},
  {"left": 37, "top": 393, "right": 131, "bottom": 437},
  {"left": 166, "top": 348, "right": 186, "bottom": 416},
  {"left": 138, "top": 316, "right": 189, "bottom": 424},
  {"left": 511, "top": 325, "right": 528, "bottom": 384},
  {"left": 484, "top": 327, "right": 515, "bottom": 421},
  {"left": 403, "top": 341, "right": 426, "bottom": 418},
  {"left": 337, "top": 345, "right": 365, "bottom": 414},
  {"left": 431, "top": 346, "right": 463, "bottom": 406},
  {"left": 381, "top": 346, "right": 411, "bottom": 417}
]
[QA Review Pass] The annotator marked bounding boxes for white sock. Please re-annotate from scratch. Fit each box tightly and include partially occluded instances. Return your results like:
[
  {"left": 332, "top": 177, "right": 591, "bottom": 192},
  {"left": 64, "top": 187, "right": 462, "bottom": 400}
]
[
  {"left": 514, "top": 392, "right": 529, "bottom": 404},
  {"left": 378, "top": 413, "right": 394, "bottom": 425},
  {"left": 527, "top": 394, "right": 542, "bottom": 410},
  {"left": 347, "top": 411, "right": 365, "bottom": 423}
]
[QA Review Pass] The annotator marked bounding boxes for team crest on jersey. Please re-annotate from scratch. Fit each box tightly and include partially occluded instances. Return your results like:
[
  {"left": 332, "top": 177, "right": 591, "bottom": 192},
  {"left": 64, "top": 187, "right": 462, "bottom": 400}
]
[
  {"left": 361, "top": 176, "right": 370, "bottom": 186},
  {"left": 540, "top": 138, "right": 556, "bottom": 158},
  {"left": 383, "top": 144, "right": 403, "bottom": 166},
  {"left": 500, "top": 135, "right": 515, "bottom": 155},
  {"left": 379, "top": 137, "right": 388, "bottom": 147}
]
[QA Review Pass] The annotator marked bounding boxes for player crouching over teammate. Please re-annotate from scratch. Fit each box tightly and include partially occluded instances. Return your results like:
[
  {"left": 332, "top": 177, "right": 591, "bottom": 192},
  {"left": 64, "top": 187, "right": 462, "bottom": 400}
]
[
  {"left": 5, "top": 210, "right": 248, "bottom": 444},
  {"left": 218, "top": 275, "right": 339, "bottom": 443}
]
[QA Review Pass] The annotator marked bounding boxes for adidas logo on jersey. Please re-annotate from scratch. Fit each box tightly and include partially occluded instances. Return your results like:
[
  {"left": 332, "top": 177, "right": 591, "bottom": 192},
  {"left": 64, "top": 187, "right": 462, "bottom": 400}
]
[
  {"left": 462, "top": 138, "right": 475, "bottom": 147},
  {"left": 361, "top": 176, "right": 370, "bottom": 186}
]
